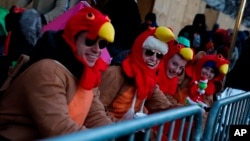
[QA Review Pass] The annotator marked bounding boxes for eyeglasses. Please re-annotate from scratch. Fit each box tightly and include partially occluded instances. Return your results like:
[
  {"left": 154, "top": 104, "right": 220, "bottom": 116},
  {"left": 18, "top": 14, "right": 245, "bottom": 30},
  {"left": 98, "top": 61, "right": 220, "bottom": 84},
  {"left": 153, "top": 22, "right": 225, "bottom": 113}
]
[
  {"left": 145, "top": 49, "right": 164, "bottom": 59},
  {"left": 85, "top": 38, "right": 107, "bottom": 49}
]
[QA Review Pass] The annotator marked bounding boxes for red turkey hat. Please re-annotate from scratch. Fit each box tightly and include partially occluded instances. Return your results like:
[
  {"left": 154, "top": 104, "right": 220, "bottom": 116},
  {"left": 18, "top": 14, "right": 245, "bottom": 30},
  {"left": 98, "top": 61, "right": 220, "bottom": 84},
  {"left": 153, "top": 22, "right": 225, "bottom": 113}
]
[
  {"left": 186, "top": 54, "right": 229, "bottom": 96},
  {"left": 62, "top": 7, "right": 115, "bottom": 90},
  {"left": 158, "top": 40, "right": 194, "bottom": 95},
  {"left": 122, "top": 26, "right": 175, "bottom": 99}
]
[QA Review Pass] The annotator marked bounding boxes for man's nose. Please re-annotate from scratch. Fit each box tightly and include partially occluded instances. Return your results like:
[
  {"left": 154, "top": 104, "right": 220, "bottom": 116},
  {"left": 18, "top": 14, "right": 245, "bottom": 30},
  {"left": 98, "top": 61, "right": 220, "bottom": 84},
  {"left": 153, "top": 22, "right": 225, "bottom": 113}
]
[
  {"left": 150, "top": 54, "right": 157, "bottom": 61},
  {"left": 91, "top": 43, "right": 101, "bottom": 53}
]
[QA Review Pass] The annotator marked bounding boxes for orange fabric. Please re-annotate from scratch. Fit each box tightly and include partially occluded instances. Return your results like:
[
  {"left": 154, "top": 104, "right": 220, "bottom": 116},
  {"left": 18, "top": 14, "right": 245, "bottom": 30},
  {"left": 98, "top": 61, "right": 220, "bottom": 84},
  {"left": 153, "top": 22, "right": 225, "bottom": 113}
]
[
  {"left": 174, "top": 88, "right": 189, "bottom": 104},
  {"left": 110, "top": 87, "right": 143, "bottom": 119},
  {"left": 68, "top": 87, "right": 94, "bottom": 126}
]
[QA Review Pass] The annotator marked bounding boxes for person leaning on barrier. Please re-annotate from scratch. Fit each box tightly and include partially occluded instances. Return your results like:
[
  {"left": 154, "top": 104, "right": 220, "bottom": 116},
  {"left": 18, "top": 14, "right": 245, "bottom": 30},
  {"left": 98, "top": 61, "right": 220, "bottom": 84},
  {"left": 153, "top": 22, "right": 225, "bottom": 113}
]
[
  {"left": 0, "top": 7, "right": 115, "bottom": 140},
  {"left": 98, "top": 26, "right": 176, "bottom": 123},
  {"left": 174, "top": 52, "right": 229, "bottom": 131},
  {"left": 175, "top": 52, "right": 229, "bottom": 108},
  {"left": 154, "top": 38, "right": 194, "bottom": 141},
  {"left": 157, "top": 38, "right": 194, "bottom": 105}
]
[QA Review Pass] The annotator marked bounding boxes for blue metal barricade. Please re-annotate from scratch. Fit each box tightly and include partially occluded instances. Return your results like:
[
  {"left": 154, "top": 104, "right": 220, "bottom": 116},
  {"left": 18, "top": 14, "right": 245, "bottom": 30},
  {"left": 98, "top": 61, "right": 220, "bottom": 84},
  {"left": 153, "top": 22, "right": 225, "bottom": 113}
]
[
  {"left": 42, "top": 105, "right": 203, "bottom": 141},
  {"left": 202, "top": 91, "right": 250, "bottom": 141}
]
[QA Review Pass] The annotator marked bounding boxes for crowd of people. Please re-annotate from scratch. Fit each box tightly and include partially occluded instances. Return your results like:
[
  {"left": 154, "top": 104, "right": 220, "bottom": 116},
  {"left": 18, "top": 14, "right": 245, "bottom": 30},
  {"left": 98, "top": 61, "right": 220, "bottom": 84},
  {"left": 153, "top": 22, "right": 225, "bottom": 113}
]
[{"left": 0, "top": 0, "right": 249, "bottom": 140}]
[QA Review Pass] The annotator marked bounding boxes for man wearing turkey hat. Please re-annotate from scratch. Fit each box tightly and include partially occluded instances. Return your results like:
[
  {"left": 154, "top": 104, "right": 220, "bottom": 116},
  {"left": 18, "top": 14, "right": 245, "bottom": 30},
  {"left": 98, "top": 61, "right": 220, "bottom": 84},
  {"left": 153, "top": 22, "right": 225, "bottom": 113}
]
[
  {"left": 0, "top": 7, "right": 115, "bottom": 140},
  {"left": 99, "top": 26, "right": 176, "bottom": 123}
]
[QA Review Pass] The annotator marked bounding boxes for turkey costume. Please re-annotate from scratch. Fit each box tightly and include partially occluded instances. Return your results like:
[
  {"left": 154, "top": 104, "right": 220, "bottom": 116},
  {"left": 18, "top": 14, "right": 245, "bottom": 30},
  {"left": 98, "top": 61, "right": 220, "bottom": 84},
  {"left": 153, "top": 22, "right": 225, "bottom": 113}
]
[
  {"left": 156, "top": 40, "right": 194, "bottom": 141},
  {"left": 0, "top": 7, "right": 115, "bottom": 140},
  {"left": 157, "top": 40, "right": 194, "bottom": 101},
  {"left": 99, "top": 26, "right": 176, "bottom": 121},
  {"left": 175, "top": 53, "right": 229, "bottom": 107}
]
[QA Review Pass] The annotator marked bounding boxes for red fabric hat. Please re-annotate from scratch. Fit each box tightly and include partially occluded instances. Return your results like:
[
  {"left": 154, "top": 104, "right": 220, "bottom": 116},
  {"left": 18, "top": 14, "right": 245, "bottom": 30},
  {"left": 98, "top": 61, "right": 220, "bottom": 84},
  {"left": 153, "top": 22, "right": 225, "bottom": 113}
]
[
  {"left": 186, "top": 54, "right": 229, "bottom": 96},
  {"left": 157, "top": 40, "right": 194, "bottom": 95},
  {"left": 122, "top": 26, "right": 174, "bottom": 99},
  {"left": 62, "top": 7, "right": 115, "bottom": 90}
]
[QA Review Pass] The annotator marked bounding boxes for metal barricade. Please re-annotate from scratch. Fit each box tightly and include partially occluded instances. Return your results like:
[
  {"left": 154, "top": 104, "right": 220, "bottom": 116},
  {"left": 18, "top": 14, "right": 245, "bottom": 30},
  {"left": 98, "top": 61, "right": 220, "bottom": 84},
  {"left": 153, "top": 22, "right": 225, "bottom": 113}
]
[
  {"left": 42, "top": 105, "right": 203, "bottom": 141},
  {"left": 203, "top": 91, "right": 250, "bottom": 141}
]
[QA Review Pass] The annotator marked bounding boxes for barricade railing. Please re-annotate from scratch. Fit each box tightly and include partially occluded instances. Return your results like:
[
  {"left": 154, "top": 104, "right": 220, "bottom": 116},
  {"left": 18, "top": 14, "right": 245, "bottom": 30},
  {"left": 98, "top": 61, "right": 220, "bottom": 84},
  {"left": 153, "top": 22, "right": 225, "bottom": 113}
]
[
  {"left": 42, "top": 105, "right": 203, "bottom": 141},
  {"left": 202, "top": 91, "right": 250, "bottom": 141}
]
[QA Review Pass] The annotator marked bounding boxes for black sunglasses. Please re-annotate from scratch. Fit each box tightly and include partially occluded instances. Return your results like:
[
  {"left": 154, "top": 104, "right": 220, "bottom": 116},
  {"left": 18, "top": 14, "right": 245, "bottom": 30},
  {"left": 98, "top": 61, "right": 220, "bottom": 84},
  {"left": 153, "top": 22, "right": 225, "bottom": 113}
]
[
  {"left": 85, "top": 38, "right": 107, "bottom": 49},
  {"left": 145, "top": 49, "right": 164, "bottom": 59}
]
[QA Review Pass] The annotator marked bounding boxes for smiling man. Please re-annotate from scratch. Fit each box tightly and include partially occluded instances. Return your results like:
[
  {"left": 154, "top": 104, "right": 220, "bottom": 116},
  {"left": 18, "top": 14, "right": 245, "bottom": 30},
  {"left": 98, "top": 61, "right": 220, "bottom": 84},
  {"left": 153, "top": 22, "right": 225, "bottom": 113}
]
[{"left": 0, "top": 7, "right": 115, "bottom": 140}]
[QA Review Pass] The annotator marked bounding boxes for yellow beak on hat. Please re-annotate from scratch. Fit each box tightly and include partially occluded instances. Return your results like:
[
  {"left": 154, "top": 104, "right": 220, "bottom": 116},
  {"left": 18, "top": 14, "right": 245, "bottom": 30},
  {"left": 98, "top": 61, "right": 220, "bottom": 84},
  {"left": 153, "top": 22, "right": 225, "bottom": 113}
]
[
  {"left": 98, "top": 22, "right": 115, "bottom": 43},
  {"left": 179, "top": 48, "right": 193, "bottom": 61},
  {"left": 219, "top": 64, "right": 229, "bottom": 75},
  {"left": 154, "top": 26, "right": 175, "bottom": 42}
]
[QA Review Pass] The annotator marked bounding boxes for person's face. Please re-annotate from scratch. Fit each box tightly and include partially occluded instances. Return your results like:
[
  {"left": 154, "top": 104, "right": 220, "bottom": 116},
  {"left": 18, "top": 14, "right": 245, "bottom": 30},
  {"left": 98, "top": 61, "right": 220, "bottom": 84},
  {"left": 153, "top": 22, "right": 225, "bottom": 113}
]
[
  {"left": 75, "top": 32, "right": 105, "bottom": 67},
  {"left": 142, "top": 48, "right": 163, "bottom": 69},
  {"left": 166, "top": 54, "right": 187, "bottom": 79},
  {"left": 201, "top": 67, "right": 216, "bottom": 80},
  {"left": 146, "top": 20, "right": 153, "bottom": 26}
]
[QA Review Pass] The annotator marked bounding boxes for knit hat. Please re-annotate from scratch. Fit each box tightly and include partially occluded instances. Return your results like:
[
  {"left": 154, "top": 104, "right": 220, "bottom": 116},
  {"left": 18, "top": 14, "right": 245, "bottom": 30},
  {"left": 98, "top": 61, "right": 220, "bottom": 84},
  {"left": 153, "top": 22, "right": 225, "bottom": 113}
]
[
  {"left": 122, "top": 26, "right": 174, "bottom": 99},
  {"left": 177, "top": 36, "right": 190, "bottom": 47},
  {"left": 203, "top": 60, "right": 216, "bottom": 68},
  {"left": 62, "top": 7, "right": 115, "bottom": 90},
  {"left": 203, "top": 60, "right": 219, "bottom": 75}
]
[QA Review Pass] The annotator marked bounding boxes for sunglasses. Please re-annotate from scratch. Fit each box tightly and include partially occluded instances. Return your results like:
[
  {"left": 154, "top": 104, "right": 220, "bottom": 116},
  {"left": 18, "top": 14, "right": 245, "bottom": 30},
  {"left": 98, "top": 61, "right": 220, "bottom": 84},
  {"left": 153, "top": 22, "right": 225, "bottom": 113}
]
[
  {"left": 145, "top": 49, "right": 164, "bottom": 59},
  {"left": 85, "top": 38, "right": 107, "bottom": 49}
]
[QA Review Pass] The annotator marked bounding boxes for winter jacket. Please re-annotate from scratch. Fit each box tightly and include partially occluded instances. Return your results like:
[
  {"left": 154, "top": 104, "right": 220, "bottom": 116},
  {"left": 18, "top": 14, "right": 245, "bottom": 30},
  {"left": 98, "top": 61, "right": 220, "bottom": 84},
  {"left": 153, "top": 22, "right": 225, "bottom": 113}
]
[{"left": 0, "top": 31, "right": 112, "bottom": 140}]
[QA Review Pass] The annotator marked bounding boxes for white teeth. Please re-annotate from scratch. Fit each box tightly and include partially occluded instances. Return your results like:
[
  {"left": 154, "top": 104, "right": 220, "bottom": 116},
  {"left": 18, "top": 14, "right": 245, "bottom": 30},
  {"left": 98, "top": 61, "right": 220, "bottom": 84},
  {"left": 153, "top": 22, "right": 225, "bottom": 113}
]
[
  {"left": 89, "top": 55, "right": 97, "bottom": 59},
  {"left": 147, "top": 62, "right": 155, "bottom": 67}
]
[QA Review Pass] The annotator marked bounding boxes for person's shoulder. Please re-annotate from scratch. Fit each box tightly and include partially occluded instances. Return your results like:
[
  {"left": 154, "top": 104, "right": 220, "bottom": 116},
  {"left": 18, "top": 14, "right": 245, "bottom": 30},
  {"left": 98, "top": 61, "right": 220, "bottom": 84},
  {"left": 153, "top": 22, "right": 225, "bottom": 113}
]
[
  {"left": 29, "top": 59, "right": 58, "bottom": 68},
  {"left": 101, "top": 65, "right": 126, "bottom": 83},
  {"left": 104, "top": 65, "right": 123, "bottom": 76},
  {"left": 27, "top": 59, "right": 70, "bottom": 75}
]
